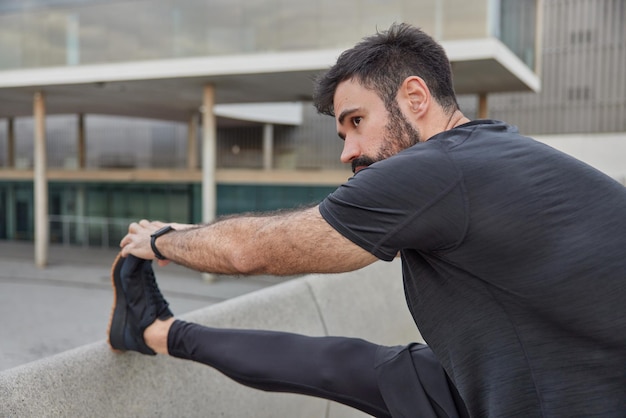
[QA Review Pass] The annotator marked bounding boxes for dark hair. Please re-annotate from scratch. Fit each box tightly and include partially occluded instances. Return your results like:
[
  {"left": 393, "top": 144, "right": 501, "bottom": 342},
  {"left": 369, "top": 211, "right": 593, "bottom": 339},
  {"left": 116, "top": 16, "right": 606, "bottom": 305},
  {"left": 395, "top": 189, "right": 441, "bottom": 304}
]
[{"left": 313, "top": 23, "right": 459, "bottom": 116}]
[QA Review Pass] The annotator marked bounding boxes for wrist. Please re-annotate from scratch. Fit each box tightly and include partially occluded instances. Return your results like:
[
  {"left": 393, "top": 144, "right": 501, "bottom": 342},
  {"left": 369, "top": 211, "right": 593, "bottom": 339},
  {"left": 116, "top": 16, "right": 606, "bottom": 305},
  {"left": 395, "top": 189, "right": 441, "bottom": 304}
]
[{"left": 150, "top": 225, "right": 175, "bottom": 260}]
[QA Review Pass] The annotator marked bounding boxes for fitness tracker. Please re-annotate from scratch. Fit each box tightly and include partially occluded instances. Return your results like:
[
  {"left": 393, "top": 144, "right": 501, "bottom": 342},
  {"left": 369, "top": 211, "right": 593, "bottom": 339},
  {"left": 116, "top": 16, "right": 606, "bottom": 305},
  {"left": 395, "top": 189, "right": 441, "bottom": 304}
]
[{"left": 150, "top": 225, "right": 175, "bottom": 260}]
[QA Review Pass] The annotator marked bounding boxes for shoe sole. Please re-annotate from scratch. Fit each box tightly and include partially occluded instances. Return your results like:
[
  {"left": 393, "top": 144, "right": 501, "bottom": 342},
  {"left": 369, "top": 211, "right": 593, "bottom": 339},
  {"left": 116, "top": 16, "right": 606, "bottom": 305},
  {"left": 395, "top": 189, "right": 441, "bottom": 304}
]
[{"left": 107, "top": 253, "right": 127, "bottom": 352}]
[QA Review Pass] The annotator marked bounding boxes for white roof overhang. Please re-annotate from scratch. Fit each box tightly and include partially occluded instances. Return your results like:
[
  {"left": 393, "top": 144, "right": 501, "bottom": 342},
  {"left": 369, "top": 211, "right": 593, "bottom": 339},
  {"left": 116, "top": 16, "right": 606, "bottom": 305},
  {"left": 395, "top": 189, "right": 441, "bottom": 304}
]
[{"left": 0, "top": 37, "right": 539, "bottom": 123}]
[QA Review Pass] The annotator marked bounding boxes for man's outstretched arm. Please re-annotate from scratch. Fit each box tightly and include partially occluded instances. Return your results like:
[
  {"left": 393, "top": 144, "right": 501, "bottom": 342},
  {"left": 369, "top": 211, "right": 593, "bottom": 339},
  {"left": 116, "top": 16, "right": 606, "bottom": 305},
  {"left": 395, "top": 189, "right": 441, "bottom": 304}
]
[{"left": 120, "top": 205, "right": 378, "bottom": 276}]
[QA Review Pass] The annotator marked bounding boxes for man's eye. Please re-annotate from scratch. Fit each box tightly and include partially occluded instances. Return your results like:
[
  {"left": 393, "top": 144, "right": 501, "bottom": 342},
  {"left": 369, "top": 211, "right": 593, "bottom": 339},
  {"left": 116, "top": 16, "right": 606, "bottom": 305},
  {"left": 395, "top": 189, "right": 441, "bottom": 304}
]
[{"left": 352, "top": 117, "right": 362, "bottom": 127}]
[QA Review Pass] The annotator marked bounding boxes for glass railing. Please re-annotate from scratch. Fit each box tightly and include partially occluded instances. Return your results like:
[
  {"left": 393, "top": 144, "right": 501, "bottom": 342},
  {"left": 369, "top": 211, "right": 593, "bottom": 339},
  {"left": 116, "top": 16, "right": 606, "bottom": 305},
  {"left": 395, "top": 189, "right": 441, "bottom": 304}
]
[
  {"left": 0, "top": 0, "right": 537, "bottom": 72},
  {"left": 49, "top": 214, "right": 133, "bottom": 248}
]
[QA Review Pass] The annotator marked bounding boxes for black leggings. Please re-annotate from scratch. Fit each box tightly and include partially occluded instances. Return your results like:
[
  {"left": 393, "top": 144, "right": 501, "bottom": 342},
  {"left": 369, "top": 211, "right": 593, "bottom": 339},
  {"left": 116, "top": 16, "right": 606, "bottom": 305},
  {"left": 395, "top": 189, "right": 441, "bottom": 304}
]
[{"left": 167, "top": 320, "right": 467, "bottom": 418}]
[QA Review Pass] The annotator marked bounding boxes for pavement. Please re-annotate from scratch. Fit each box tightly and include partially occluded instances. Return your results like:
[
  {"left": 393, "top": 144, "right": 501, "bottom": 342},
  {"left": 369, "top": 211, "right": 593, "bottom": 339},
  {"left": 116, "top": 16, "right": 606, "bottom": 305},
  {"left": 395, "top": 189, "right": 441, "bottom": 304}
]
[{"left": 0, "top": 240, "right": 290, "bottom": 372}]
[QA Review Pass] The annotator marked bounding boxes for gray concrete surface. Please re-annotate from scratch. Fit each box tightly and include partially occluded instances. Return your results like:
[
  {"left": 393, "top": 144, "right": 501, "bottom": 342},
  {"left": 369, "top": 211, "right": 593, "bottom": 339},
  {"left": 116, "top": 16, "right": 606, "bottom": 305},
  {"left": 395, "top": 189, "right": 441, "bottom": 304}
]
[
  {"left": 0, "top": 240, "right": 287, "bottom": 372},
  {"left": 0, "top": 256, "right": 417, "bottom": 418}
]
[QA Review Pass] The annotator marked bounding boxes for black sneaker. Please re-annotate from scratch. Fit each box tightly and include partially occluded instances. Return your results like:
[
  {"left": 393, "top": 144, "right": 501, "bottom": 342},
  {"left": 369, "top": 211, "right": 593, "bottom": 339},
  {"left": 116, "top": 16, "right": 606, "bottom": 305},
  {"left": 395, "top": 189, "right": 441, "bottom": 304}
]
[{"left": 108, "top": 254, "right": 173, "bottom": 355}]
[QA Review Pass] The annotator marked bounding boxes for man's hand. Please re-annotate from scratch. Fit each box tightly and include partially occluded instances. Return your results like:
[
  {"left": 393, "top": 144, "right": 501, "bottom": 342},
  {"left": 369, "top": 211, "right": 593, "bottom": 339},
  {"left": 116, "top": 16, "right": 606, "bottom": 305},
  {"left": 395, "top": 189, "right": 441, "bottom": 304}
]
[{"left": 120, "top": 220, "right": 194, "bottom": 266}]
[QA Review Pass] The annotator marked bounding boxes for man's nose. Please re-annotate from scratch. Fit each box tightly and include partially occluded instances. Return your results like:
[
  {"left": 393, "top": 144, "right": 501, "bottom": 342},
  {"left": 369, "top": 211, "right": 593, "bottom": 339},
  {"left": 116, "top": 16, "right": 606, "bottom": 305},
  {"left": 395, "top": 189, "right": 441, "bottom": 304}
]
[{"left": 340, "top": 137, "right": 360, "bottom": 164}]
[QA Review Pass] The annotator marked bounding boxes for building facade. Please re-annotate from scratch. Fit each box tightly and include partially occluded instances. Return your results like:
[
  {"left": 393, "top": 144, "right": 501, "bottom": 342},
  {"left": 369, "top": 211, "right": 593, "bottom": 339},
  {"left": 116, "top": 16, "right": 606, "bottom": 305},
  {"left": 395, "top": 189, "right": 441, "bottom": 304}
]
[{"left": 14, "top": 1, "right": 621, "bottom": 260}]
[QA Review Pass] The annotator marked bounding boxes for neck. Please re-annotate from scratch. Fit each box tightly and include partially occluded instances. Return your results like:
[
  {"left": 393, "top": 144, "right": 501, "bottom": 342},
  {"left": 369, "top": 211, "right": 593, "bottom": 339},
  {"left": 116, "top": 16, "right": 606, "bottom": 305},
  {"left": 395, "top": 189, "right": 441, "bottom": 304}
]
[
  {"left": 421, "top": 109, "right": 471, "bottom": 141},
  {"left": 445, "top": 109, "right": 471, "bottom": 130}
]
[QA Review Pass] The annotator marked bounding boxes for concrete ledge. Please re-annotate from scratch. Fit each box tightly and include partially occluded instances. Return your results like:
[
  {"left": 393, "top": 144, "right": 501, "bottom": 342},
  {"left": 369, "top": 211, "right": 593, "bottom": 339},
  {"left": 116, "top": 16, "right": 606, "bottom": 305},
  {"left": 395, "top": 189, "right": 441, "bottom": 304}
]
[{"left": 0, "top": 259, "right": 419, "bottom": 417}]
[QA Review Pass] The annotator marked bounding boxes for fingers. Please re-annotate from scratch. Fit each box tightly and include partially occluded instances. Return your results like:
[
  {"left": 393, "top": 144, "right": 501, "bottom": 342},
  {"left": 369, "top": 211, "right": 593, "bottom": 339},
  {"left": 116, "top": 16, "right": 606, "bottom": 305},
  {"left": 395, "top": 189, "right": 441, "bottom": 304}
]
[
  {"left": 138, "top": 219, "right": 165, "bottom": 228},
  {"left": 120, "top": 219, "right": 166, "bottom": 260}
]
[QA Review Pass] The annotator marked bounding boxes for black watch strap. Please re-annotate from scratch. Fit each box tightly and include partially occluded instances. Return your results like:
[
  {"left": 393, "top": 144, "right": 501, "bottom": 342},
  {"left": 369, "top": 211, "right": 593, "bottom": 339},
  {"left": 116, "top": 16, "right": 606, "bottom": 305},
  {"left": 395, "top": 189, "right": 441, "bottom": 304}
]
[{"left": 150, "top": 225, "right": 174, "bottom": 260}]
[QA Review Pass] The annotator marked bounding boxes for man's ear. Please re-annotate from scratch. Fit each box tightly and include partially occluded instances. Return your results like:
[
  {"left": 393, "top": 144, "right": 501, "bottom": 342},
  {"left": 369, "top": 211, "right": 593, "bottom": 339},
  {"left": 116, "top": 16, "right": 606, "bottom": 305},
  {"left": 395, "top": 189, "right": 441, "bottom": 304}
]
[{"left": 400, "top": 76, "right": 430, "bottom": 116}]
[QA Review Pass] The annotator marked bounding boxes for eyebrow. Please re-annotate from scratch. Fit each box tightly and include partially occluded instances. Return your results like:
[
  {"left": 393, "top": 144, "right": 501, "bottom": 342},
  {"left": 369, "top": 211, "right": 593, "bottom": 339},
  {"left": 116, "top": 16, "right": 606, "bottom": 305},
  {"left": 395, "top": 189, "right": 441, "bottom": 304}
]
[{"left": 337, "top": 107, "right": 360, "bottom": 125}]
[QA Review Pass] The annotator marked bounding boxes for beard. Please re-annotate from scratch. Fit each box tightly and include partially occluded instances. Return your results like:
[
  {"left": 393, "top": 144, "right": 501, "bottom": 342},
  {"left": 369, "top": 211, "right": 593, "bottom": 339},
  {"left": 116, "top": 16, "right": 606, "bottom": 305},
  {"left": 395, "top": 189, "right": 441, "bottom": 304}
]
[{"left": 351, "top": 102, "right": 422, "bottom": 174}]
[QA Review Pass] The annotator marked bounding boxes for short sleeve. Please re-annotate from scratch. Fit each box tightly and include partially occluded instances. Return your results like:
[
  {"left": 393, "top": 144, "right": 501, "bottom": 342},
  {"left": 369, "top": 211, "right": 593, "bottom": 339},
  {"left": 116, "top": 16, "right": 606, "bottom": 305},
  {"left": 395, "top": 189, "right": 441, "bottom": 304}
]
[{"left": 319, "top": 144, "right": 467, "bottom": 260}]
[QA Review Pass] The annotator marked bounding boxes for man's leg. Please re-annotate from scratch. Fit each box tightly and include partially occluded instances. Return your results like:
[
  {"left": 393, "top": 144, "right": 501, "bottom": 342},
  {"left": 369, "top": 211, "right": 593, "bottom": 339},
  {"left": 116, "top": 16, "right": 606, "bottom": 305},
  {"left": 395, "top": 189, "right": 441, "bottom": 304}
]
[
  {"left": 109, "top": 255, "right": 465, "bottom": 418},
  {"left": 146, "top": 319, "right": 469, "bottom": 418},
  {"left": 165, "top": 320, "right": 392, "bottom": 417},
  {"left": 109, "top": 255, "right": 391, "bottom": 416}
]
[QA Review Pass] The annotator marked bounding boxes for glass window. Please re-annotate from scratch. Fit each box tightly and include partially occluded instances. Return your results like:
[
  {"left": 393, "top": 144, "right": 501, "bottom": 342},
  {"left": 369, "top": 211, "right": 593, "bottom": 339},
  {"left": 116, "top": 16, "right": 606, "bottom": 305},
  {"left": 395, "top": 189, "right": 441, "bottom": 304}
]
[
  {"left": 0, "top": 0, "right": 538, "bottom": 70},
  {"left": 499, "top": 0, "right": 537, "bottom": 69}
]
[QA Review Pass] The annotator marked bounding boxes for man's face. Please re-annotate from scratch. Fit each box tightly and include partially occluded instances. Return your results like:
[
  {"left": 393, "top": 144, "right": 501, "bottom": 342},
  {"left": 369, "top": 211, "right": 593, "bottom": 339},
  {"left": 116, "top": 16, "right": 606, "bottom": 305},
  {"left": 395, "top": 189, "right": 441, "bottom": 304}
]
[{"left": 334, "top": 78, "right": 421, "bottom": 174}]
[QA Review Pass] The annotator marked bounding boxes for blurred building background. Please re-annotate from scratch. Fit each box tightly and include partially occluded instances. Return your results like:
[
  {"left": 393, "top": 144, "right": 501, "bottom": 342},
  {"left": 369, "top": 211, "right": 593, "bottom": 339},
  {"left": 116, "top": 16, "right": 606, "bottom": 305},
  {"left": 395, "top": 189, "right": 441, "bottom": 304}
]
[{"left": 0, "top": 0, "right": 623, "bottom": 262}]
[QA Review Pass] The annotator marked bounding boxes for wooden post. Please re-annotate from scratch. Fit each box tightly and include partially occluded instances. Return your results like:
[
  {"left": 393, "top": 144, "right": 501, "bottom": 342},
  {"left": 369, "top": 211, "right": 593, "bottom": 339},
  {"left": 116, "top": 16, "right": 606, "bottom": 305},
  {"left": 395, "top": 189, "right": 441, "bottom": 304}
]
[
  {"left": 202, "top": 85, "right": 216, "bottom": 225},
  {"left": 478, "top": 93, "right": 488, "bottom": 119},
  {"left": 34, "top": 91, "right": 49, "bottom": 268},
  {"left": 187, "top": 113, "right": 198, "bottom": 170},
  {"left": 77, "top": 113, "right": 86, "bottom": 169},
  {"left": 7, "top": 117, "right": 15, "bottom": 168},
  {"left": 262, "top": 123, "right": 274, "bottom": 171},
  {"left": 201, "top": 86, "right": 217, "bottom": 282}
]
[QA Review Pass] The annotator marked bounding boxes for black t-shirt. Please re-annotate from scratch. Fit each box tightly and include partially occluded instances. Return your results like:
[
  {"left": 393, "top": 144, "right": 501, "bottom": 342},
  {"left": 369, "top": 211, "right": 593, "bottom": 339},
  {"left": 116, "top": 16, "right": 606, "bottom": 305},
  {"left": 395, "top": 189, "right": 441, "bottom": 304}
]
[{"left": 320, "top": 120, "right": 626, "bottom": 417}]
